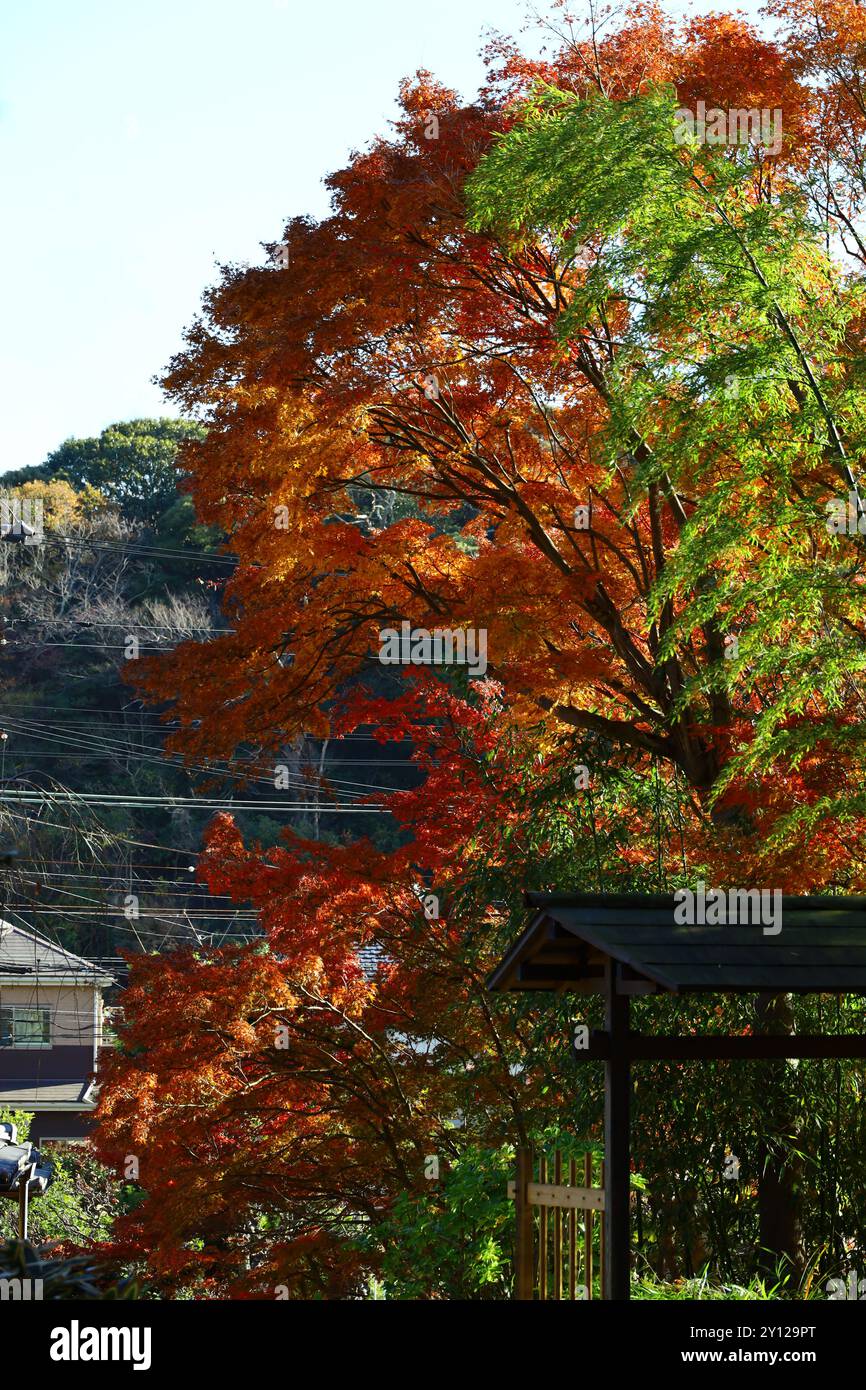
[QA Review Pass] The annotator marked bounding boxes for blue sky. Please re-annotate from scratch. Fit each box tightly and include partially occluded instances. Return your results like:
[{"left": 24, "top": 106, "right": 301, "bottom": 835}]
[{"left": 1, "top": 0, "right": 767, "bottom": 474}]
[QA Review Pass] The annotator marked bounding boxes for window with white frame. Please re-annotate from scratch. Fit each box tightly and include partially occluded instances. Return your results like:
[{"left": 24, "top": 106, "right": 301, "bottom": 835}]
[{"left": 0, "top": 1006, "right": 51, "bottom": 1047}]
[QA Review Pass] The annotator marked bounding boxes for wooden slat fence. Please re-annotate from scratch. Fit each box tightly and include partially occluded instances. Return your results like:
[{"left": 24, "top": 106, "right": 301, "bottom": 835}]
[{"left": 509, "top": 1145, "right": 605, "bottom": 1300}]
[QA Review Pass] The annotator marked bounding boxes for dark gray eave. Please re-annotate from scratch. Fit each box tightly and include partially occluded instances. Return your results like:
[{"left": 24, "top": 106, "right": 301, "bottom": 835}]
[{"left": 486, "top": 893, "right": 866, "bottom": 995}]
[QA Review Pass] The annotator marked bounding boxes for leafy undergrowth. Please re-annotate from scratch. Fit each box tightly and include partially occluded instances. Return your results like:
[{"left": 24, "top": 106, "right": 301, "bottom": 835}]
[{"left": 632, "top": 1271, "right": 820, "bottom": 1300}]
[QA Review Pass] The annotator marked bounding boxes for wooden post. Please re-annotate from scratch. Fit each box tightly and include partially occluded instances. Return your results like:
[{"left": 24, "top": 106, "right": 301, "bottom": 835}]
[
  {"left": 18, "top": 1163, "right": 34, "bottom": 1241},
  {"left": 604, "top": 964, "right": 631, "bottom": 1300},
  {"left": 599, "top": 1159, "right": 605, "bottom": 1297},
  {"left": 584, "top": 1151, "right": 594, "bottom": 1298},
  {"left": 538, "top": 1153, "right": 548, "bottom": 1299},
  {"left": 568, "top": 1157, "right": 577, "bottom": 1299},
  {"left": 553, "top": 1151, "right": 562, "bottom": 1300},
  {"left": 515, "top": 1145, "right": 534, "bottom": 1300}
]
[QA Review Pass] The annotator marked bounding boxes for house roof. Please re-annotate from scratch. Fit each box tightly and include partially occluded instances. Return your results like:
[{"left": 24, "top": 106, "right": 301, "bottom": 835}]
[
  {"left": 486, "top": 893, "right": 866, "bottom": 995},
  {"left": 356, "top": 944, "right": 386, "bottom": 980},
  {"left": 0, "top": 1078, "right": 96, "bottom": 1109},
  {"left": 0, "top": 919, "right": 114, "bottom": 987}
]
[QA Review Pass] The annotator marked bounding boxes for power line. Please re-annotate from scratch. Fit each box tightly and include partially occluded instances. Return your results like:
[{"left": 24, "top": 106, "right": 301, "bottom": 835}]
[
  {"left": 0, "top": 805, "right": 207, "bottom": 856},
  {"left": 6, "top": 619, "right": 234, "bottom": 633},
  {"left": 40, "top": 535, "right": 237, "bottom": 566},
  {"left": 5, "top": 861, "right": 201, "bottom": 869},
  {"left": 8, "top": 879, "right": 240, "bottom": 907},
  {"left": 11, "top": 642, "right": 172, "bottom": 652},
  {"left": 1, "top": 716, "right": 409, "bottom": 790},
  {"left": 0, "top": 792, "right": 384, "bottom": 811},
  {"left": 6, "top": 856, "right": 202, "bottom": 867},
  {"left": 3, "top": 745, "right": 417, "bottom": 773},
  {"left": 0, "top": 706, "right": 420, "bottom": 737},
  {"left": 5, "top": 908, "right": 260, "bottom": 917},
  {"left": 0, "top": 705, "right": 177, "bottom": 716},
  {"left": 1, "top": 717, "right": 394, "bottom": 796},
  {"left": 12, "top": 869, "right": 232, "bottom": 890}
]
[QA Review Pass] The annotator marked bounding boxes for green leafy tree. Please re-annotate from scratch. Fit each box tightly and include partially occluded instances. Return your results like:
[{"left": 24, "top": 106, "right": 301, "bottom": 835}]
[
  {"left": 28, "top": 418, "right": 206, "bottom": 524},
  {"left": 467, "top": 82, "right": 866, "bottom": 852}
]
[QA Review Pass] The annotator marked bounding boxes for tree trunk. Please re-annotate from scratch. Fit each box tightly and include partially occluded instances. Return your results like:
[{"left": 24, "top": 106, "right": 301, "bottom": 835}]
[
  {"left": 753, "top": 991, "right": 804, "bottom": 1282},
  {"left": 702, "top": 802, "right": 805, "bottom": 1282}
]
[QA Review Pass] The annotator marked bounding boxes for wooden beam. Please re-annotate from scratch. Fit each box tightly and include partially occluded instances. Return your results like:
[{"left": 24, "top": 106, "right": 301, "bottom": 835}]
[
  {"left": 518, "top": 963, "right": 602, "bottom": 983},
  {"left": 507, "top": 1181, "right": 605, "bottom": 1211}
]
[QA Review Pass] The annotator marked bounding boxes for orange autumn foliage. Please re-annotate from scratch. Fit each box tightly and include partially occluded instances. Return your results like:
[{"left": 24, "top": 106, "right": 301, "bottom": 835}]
[{"left": 94, "top": 4, "right": 866, "bottom": 1294}]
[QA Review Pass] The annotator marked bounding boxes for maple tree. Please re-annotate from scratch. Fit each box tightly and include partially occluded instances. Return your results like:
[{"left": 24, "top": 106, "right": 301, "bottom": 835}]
[{"left": 94, "top": 2, "right": 866, "bottom": 1294}]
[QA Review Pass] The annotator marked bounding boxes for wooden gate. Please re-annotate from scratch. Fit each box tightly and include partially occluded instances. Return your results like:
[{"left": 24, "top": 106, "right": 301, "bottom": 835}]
[{"left": 509, "top": 1146, "right": 605, "bottom": 1300}]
